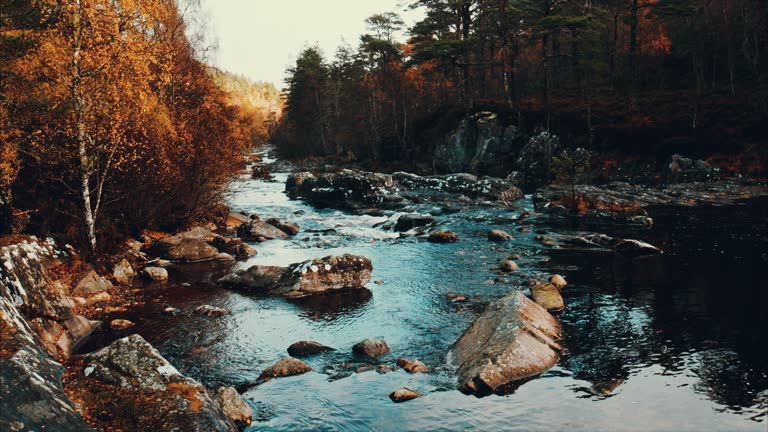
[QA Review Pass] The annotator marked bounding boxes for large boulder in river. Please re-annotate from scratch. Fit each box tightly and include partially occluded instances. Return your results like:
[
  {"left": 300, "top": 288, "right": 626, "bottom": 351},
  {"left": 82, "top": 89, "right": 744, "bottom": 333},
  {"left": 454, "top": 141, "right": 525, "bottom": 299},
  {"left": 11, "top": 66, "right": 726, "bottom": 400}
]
[
  {"left": 451, "top": 290, "right": 562, "bottom": 396},
  {"left": 394, "top": 214, "right": 436, "bottom": 232},
  {"left": 220, "top": 254, "right": 373, "bottom": 298},
  {"left": 237, "top": 218, "right": 290, "bottom": 242},
  {"left": 71, "top": 334, "right": 237, "bottom": 431},
  {"left": 353, "top": 338, "right": 390, "bottom": 358},
  {"left": 285, "top": 169, "right": 397, "bottom": 210}
]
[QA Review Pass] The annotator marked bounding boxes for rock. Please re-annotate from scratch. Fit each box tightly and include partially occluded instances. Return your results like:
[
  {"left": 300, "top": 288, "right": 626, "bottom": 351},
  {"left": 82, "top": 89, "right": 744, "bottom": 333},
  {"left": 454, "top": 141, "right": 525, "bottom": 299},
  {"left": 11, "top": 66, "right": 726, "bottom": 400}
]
[
  {"left": 531, "top": 283, "right": 565, "bottom": 312},
  {"left": 109, "top": 319, "right": 135, "bottom": 330},
  {"left": 427, "top": 231, "right": 459, "bottom": 244},
  {"left": 214, "top": 252, "right": 236, "bottom": 263},
  {"left": 220, "top": 254, "right": 373, "bottom": 298},
  {"left": 560, "top": 233, "right": 662, "bottom": 257},
  {"left": 394, "top": 214, "right": 436, "bottom": 232},
  {"left": 125, "top": 238, "right": 144, "bottom": 252},
  {"left": 613, "top": 238, "right": 663, "bottom": 257},
  {"left": 389, "top": 388, "right": 422, "bottom": 403},
  {"left": 663, "top": 154, "right": 717, "bottom": 183},
  {"left": 447, "top": 293, "right": 468, "bottom": 302},
  {"left": 451, "top": 291, "right": 562, "bottom": 396},
  {"left": 549, "top": 275, "right": 567, "bottom": 290},
  {"left": 352, "top": 338, "right": 390, "bottom": 358},
  {"left": 535, "top": 235, "right": 558, "bottom": 247},
  {"left": 287, "top": 341, "right": 335, "bottom": 357},
  {"left": 194, "top": 305, "right": 230, "bottom": 317},
  {"left": 500, "top": 260, "right": 519, "bottom": 272},
  {"left": 237, "top": 219, "right": 290, "bottom": 242},
  {"left": 488, "top": 229, "right": 514, "bottom": 242},
  {"left": 163, "top": 306, "right": 182, "bottom": 316},
  {"left": 73, "top": 270, "right": 114, "bottom": 296},
  {"left": 214, "top": 387, "right": 252, "bottom": 428},
  {"left": 396, "top": 358, "right": 429, "bottom": 373},
  {"left": 211, "top": 237, "right": 256, "bottom": 260},
  {"left": 258, "top": 357, "right": 312, "bottom": 381},
  {"left": 73, "top": 335, "right": 237, "bottom": 431},
  {"left": 155, "top": 238, "right": 220, "bottom": 262},
  {"left": 266, "top": 218, "right": 300, "bottom": 236},
  {"left": 112, "top": 259, "right": 136, "bottom": 285},
  {"left": 142, "top": 266, "right": 168, "bottom": 282},
  {"left": 516, "top": 131, "right": 559, "bottom": 190},
  {"left": 285, "top": 172, "right": 316, "bottom": 196},
  {"left": 84, "top": 292, "right": 111, "bottom": 305},
  {"left": 225, "top": 212, "right": 251, "bottom": 231}
]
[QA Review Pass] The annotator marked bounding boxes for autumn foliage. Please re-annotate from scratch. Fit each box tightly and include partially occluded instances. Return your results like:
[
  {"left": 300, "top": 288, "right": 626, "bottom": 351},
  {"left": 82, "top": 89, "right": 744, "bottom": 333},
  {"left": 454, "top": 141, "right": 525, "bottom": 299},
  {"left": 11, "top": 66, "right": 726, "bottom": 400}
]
[{"left": 1, "top": 0, "right": 265, "bottom": 251}]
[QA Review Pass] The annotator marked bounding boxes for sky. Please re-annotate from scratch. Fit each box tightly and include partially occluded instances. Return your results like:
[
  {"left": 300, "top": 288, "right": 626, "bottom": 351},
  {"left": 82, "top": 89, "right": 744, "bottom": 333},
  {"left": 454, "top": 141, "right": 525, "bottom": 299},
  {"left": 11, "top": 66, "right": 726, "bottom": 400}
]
[{"left": 199, "top": 0, "right": 424, "bottom": 87}]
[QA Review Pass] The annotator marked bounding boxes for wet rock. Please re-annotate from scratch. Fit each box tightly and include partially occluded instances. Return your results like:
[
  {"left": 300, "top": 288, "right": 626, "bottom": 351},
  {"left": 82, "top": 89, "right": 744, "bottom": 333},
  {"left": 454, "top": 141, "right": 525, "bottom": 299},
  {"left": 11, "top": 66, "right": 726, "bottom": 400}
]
[
  {"left": 220, "top": 254, "right": 372, "bottom": 298},
  {"left": 396, "top": 358, "right": 429, "bottom": 373},
  {"left": 125, "top": 238, "right": 144, "bottom": 252},
  {"left": 163, "top": 306, "right": 182, "bottom": 316},
  {"left": 433, "top": 112, "right": 519, "bottom": 175},
  {"left": 663, "top": 154, "right": 718, "bottom": 183},
  {"left": 142, "top": 266, "right": 168, "bottom": 282},
  {"left": 500, "top": 260, "right": 519, "bottom": 272},
  {"left": 266, "top": 217, "right": 300, "bottom": 235},
  {"left": 352, "top": 338, "right": 390, "bottom": 358},
  {"left": 149, "top": 227, "right": 224, "bottom": 262},
  {"left": 535, "top": 235, "right": 558, "bottom": 247},
  {"left": 488, "top": 229, "right": 514, "bottom": 242},
  {"left": 394, "top": 214, "right": 436, "bottom": 232},
  {"left": 73, "top": 335, "right": 237, "bottom": 431},
  {"left": 213, "top": 252, "right": 236, "bottom": 263},
  {"left": 560, "top": 233, "right": 662, "bottom": 256},
  {"left": 285, "top": 172, "right": 316, "bottom": 196},
  {"left": 451, "top": 291, "right": 562, "bottom": 396},
  {"left": 287, "top": 341, "right": 335, "bottom": 357},
  {"left": 225, "top": 212, "right": 251, "bottom": 231},
  {"left": 251, "top": 165, "right": 274, "bottom": 181},
  {"left": 194, "top": 305, "right": 230, "bottom": 317},
  {"left": 112, "top": 259, "right": 136, "bottom": 285},
  {"left": 428, "top": 231, "right": 459, "bottom": 244},
  {"left": 109, "top": 319, "right": 135, "bottom": 331},
  {"left": 211, "top": 237, "right": 256, "bottom": 260},
  {"left": 516, "top": 131, "right": 559, "bottom": 190},
  {"left": 531, "top": 283, "right": 565, "bottom": 312},
  {"left": 237, "top": 218, "right": 290, "bottom": 242},
  {"left": 549, "top": 274, "right": 567, "bottom": 290},
  {"left": 258, "top": 357, "right": 312, "bottom": 380},
  {"left": 214, "top": 387, "right": 252, "bottom": 428},
  {"left": 73, "top": 270, "right": 114, "bottom": 296},
  {"left": 389, "top": 387, "right": 422, "bottom": 403}
]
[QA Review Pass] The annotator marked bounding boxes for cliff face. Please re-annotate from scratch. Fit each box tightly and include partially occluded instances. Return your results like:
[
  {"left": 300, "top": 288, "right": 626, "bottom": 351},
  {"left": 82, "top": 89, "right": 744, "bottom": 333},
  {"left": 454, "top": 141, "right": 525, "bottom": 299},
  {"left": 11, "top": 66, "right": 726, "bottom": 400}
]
[{"left": 0, "top": 237, "right": 96, "bottom": 431}]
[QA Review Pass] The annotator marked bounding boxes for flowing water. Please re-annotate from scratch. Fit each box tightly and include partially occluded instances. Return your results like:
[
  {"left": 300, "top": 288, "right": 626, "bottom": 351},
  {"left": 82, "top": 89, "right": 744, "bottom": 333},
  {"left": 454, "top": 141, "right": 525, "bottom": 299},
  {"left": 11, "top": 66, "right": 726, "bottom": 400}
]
[{"left": 87, "top": 153, "right": 768, "bottom": 431}]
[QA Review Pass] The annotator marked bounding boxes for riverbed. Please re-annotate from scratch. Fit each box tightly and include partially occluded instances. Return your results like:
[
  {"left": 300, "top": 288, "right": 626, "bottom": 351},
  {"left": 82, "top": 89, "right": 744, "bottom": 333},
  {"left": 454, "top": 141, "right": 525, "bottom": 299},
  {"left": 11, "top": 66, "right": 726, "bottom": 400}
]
[{"left": 87, "top": 153, "right": 768, "bottom": 431}]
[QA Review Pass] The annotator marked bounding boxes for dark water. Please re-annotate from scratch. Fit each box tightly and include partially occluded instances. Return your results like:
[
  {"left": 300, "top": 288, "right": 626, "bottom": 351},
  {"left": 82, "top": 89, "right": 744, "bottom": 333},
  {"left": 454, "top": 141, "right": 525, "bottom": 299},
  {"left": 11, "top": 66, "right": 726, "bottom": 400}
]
[{"left": 91, "top": 156, "right": 768, "bottom": 431}]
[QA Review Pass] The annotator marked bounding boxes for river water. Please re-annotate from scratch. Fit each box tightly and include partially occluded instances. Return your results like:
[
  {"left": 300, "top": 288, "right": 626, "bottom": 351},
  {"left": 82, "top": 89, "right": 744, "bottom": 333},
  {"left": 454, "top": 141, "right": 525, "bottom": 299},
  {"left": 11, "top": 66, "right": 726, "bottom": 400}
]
[{"left": 93, "top": 154, "right": 768, "bottom": 431}]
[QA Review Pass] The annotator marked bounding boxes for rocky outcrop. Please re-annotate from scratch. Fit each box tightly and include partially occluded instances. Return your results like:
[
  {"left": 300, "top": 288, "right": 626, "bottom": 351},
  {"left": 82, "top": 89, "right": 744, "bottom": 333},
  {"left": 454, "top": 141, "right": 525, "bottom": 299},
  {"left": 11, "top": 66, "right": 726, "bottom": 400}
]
[
  {"left": 286, "top": 170, "right": 398, "bottom": 210},
  {"left": 220, "top": 254, "right": 372, "bottom": 298},
  {"left": 352, "top": 338, "right": 390, "bottom": 358},
  {"left": 451, "top": 291, "right": 562, "bottom": 396},
  {"left": 433, "top": 112, "right": 519, "bottom": 174},
  {"left": 68, "top": 334, "right": 237, "bottom": 431}
]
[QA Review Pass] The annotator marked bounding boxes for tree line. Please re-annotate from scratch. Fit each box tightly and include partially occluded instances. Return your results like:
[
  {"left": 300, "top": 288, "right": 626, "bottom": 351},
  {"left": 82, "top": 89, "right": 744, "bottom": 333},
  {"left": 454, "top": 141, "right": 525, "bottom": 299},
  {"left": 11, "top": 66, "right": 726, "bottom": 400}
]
[
  {"left": 274, "top": 0, "right": 768, "bottom": 161},
  {"left": 1, "top": 0, "right": 274, "bottom": 252}
]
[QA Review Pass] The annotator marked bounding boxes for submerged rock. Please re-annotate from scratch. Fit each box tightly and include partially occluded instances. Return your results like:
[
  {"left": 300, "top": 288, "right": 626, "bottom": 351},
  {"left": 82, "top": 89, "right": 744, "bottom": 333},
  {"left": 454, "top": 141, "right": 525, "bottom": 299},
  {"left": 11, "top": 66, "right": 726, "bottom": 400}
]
[
  {"left": 72, "top": 335, "right": 237, "bottom": 431},
  {"left": 389, "top": 387, "right": 422, "bottom": 403},
  {"left": 427, "top": 231, "right": 459, "bottom": 244},
  {"left": 220, "top": 254, "right": 373, "bottom": 298},
  {"left": 451, "top": 291, "right": 562, "bottom": 396},
  {"left": 530, "top": 283, "right": 565, "bottom": 312},
  {"left": 214, "top": 387, "right": 252, "bottom": 428},
  {"left": 258, "top": 357, "right": 312, "bottom": 381},
  {"left": 352, "top": 338, "right": 390, "bottom": 358},
  {"left": 287, "top": 341, "right": 335, "bottom": 357}
]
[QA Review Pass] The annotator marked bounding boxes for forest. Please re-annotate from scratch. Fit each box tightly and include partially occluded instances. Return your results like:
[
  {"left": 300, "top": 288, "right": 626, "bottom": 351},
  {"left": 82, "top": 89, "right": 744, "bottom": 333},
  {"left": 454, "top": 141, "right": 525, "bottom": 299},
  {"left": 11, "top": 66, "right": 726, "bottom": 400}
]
[
  {"left": 274, "top": 0, "right": 768, "bottom": 167},
  {"left": 0, "top": 0, "right": 279, "bottom": 252}
]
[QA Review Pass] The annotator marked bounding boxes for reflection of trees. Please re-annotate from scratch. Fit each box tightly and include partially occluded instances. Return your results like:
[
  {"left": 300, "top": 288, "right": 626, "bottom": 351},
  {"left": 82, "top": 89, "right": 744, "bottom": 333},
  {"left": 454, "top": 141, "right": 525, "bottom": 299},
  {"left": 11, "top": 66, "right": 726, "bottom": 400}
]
[{"left": 290, "top": 289, "right": 373, "bottom": 322}]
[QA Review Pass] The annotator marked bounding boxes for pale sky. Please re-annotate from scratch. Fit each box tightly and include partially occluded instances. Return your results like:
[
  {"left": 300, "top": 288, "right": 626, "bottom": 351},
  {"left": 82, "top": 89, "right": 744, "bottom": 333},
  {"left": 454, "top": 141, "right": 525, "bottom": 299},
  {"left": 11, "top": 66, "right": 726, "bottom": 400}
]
[{"left": 200, "top": 0, "right": 424, "bottom": 87}]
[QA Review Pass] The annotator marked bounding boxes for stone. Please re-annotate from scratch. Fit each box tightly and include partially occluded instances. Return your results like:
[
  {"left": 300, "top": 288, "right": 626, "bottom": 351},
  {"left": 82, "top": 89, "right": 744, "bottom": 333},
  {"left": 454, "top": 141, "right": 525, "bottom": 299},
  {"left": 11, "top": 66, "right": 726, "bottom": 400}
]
[
  {"left": 109, "top": 319, "right": 135, "bottom": 330},
  {"left": 154, "top": 238, "right": 220, "bottom": 262},
  {"left": 113, "top": 259, "right": 136, "bottom": 285},
  {"left": 531, "top": 283, "right": 565, "bottom": 312},
  {"left": 225, "top": 213, "right": 250, "bottom": 231},
  {"left": 352, "top": 338, "right": 390, "bottom": 358},
  {"left": 194, "top": 305, "right": 230, "bottom": 317},
  {"left": 214, "top": 387, "right": 252, "bottom": 428},
  {"left": 125, "top": 239, "right": 144, "bottom": 252},
  {"left": 451, "top": 291, "right": 562, "bottom": 396},
  {"left": 162, "top": 307, "right": 182, "bottom": 316},
  {"left": 535, "top": 235, "right": 558, "bottom": 247},
  {"left": 220, "top": 254, "right": 372, "bottom": 298},
  {"left": 394, "top": 214, "right": 436, "bottom": 232},
  {"left": 389, "top": 388, "right": 422, "bottom": 403},
  {"left": 396, "top": 358, "right": 429, "bottom": 373},
  {"left": 516, "top": 131, "right": 559, "bottom": 190},
  {"left": 663, "top": 154, "right": 717, "bottom": 183},
  {"left": 488, "top": 229, "right": 514, "bottom": 242},
  {"left": 266, "top": 218, "right": 300, "bottom": 236},
  {"left": 427, "top": 231, "right": 459, "bottom": 244},
  {"left": 287, "top": 341, "right": 335, "bottom": 357},
  {"left": 84, "top": 292, "right": 112, "bottom": 305},
  {"left": 549, "top": 275, "right": 567, "bottom": 290},
  {"left": 237, "top": 219, "right": 290, "bottom": 242},
  {"left": 142, "top": 267, "right": 168, "bottom": 282},
  {"left": 73, "top": 270, "right": 114, "bottom": 297},
  {"left": 258, "top": 357, "right": 312, "bottom": 381},
  {"left": 500, "top": 260, "right": 519, "bottom": 272}
]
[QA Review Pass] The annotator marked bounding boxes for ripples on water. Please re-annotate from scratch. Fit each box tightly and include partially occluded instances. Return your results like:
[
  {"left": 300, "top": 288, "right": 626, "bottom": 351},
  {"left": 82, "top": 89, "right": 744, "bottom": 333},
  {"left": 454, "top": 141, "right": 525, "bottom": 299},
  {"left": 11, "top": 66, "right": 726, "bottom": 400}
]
[{"left": 94, "top": 158, "right": 768, "bottom": 431}]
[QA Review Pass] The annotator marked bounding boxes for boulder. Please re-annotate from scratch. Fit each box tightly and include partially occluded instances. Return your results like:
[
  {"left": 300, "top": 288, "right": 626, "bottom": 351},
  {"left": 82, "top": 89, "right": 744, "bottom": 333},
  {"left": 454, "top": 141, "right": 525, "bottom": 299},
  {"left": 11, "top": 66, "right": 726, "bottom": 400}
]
[
  {"left": 266, "top": 218, "right": 300, "bottom": 236},
  {"left": 352, "top": 338, "right": 390, "bottom": 358},
  {"left": 516, "top": 131, "right": 559, "bottom": 190},
  {"left": 488, "top": 229, "right": 514, "bottom": 242},
  {"left": 500, "top": 260, "right": 519, "bottom": 272},
  {"left": 287, "top": 341, "right": 335, "bottom": 357},
  {"left": 394, "top": 214, "right": 436, "bottom": 232},
  {"left": 285, "top": 172, "right": 316, "bottom": 196},
  {"left": 153, "top": 237, "right": 220, "bottom": 262},
  {"left": 112, "top": 259, "right": 136, "bottom": 285},
  {"left": 109, "top": 319, "right": 135, "bottom": 330},
  {"left": 211, "top": 237, "right": 256, "bottom": 261},
  {"left": 214, "top": 387, "right": 252, "bottom": 428},
  {"left": 663, "top": 154, "right": 717, "bottom": 183},
  {"left": 220, "top": 254, "right": 372, "bottom": 298},
  {"left": 142, "top": 267, "right": 168, "bottom": 282},
  {"left": 72, "top": 335, "right": 237, "bottom": 431},
  {"left": 258, "top": 357, "right": 312, "bottom": 381},
  {"left": 427, "top": 231, "right": 459, "bottom": 244},
  {"left": 451, "top": 291, "right": 562, "bottom": 396},
  {"left": 530, "top": 283, "right": 565, "bottom": 312},
  {"left": 549, "top": 274, "right": 567, "bottom": 290},
  {"left": 237, "top": 219, "right": 290, "bottom": 242},
  {"left": 285, "top": 170, "right": 396, "bottom": 210},
  {"left": 73, "top": 270, "right": 114, "bottom": 297},
  {"left": 396, "top": 358, "right": 429, "bottom": 374},
  {"left": 389, "top": 388, "right": 422, "bottom": 403},
  {"left": 225, "top": 213, "right": 251, "bottom": 231}
]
